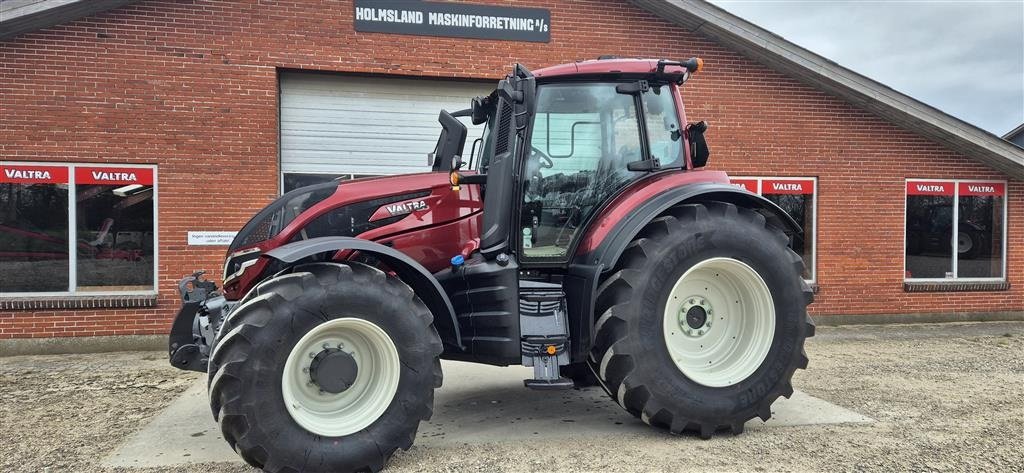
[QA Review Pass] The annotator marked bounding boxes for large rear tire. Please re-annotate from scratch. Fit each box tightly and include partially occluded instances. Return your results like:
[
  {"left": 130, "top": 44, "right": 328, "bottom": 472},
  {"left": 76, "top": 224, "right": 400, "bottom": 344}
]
[
  {"left": 207, "top": 262, "right": 443, "bottom": 472},
  {"left": 588, "top": 202, "right": 814, "bottom": 438}
]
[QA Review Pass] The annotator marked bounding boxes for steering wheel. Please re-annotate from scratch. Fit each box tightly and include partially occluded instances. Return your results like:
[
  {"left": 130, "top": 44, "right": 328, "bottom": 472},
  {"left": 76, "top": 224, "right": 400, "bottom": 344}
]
[{"left": 531, "top": 145, "right": 554, "bottom": 169}]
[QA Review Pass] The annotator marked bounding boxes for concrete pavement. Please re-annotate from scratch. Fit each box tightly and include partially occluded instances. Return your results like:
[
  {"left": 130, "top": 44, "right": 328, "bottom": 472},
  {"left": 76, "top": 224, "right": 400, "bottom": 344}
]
[{"left": 103, "top": 361, "right": 872, "bottom": 469}]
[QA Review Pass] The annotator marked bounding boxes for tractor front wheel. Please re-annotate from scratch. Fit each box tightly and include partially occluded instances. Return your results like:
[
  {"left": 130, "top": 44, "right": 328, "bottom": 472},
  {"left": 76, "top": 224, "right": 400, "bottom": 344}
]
[
  {"left": 207, "top": 262, "right": 443, "bottom": 473},
  {"left": 589, "top": 202, "right": 814, "bottom": 437}
]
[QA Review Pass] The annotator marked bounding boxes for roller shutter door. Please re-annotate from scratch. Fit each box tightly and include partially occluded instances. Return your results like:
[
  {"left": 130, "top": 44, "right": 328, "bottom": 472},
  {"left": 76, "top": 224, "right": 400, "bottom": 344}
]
[{"left": 280, "top": 73, "right": 493, "bottom": 181}]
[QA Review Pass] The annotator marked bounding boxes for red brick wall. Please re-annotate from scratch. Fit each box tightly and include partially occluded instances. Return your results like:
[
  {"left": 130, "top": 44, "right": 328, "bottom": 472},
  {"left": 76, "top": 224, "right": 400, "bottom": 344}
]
[{"left": 0, "top": 0, "right": 1020, "bottom": 338}]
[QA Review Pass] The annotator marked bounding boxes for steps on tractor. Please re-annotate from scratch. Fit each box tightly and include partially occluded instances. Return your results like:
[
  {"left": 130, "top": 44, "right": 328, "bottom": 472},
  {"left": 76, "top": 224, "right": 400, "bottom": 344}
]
[{"left": 519, "top": 281, "right": 573, "bottom": 390}]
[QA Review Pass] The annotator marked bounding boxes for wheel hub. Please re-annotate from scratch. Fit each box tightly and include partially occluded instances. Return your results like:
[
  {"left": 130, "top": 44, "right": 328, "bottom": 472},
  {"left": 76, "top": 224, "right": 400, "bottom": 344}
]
[
  {"left": 685, "top": 306, "right": 708, "bottom": 329},
  {"left": 678, "top": 297, "right": 713, "bottom": 337},
  {"left": 281, "top": 317, "right": 401, "bottom": 437},
  {"left": 663, "top": 258, "right": 776, "bottom": 388},
  {"left": 309, "top": 348, "right": 359, "bottom": 394}
]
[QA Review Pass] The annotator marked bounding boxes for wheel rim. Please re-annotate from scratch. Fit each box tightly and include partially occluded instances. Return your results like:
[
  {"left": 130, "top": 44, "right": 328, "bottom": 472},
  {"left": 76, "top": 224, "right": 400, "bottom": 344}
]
[
  {"left": 662, "top": 257, "right": 775, "bottom": 388},
  {"left": 281, "top": 318, "right": 400, "bottom": 437},
  {"left": 957, "top": 232, "right": 973, "bottom": 253}
]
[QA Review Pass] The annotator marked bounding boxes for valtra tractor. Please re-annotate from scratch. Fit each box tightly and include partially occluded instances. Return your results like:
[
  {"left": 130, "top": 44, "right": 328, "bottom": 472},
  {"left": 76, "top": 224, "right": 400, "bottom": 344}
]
[{"left": 168, "top": 57, "right": 814, "bottom": 472}]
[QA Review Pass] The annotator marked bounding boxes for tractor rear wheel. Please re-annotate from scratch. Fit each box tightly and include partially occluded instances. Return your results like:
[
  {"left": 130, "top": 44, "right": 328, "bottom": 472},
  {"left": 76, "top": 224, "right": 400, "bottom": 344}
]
[
  {"left": 589, "top": 202, "right": 814, "bottom": 438},
  {"left": 207, "top": 262, "right": 443, "bottom": 473}
]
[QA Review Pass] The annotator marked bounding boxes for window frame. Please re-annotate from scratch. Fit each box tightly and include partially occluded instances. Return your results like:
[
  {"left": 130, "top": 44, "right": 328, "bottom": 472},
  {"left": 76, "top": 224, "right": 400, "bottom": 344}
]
[
  {"left": 0, "top": 161, "right": 159, "bottom": 298},
  {"left": 730, "top": 176, "right": 818, "bottom": 284},
  {"left": 903, "top": 178, "right": 1008, "bottom": 282}
]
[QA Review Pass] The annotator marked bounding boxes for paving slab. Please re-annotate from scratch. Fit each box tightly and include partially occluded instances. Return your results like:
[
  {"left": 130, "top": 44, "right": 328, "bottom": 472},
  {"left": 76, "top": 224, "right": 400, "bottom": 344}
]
[{"left": 103, "top": 361, "right": 872, "bottom": 468}]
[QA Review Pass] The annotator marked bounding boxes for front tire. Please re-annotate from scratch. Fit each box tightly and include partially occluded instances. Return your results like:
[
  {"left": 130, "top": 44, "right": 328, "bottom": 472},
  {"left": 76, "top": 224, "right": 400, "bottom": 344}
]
[
  {"left": 589, "top": 202, "right": 814, "bottom": 437},
  {"left": 207, "top": 262, "right": 443, "bottom": 473}
]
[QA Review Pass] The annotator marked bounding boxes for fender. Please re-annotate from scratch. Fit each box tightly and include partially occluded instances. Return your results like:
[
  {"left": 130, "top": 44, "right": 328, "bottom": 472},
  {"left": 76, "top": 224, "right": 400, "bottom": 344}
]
[
  {"left": 579, "top": 182, "right": 802, "bottom": 271},
  {"left": 264, "top": 236, "right": 463, "bottom": 352},
  {"left": 564, "top": 181, "right": 802, "bottom": 363}
]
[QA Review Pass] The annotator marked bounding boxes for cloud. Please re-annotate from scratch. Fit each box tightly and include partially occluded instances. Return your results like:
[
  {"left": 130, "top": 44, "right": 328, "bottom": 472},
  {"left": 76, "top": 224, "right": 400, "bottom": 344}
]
[{"left": 709, "top": 0, "right": 1024, "bottom": 135}]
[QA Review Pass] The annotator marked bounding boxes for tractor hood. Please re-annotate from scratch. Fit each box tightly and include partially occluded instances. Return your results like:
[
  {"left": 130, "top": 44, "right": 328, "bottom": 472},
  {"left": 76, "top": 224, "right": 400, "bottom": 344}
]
[
  {"left": 229, "top": 173, "right": 483, "bottom": 253},
  {"left": 223, "top": 172, "right": 483, "bottom": 293}
]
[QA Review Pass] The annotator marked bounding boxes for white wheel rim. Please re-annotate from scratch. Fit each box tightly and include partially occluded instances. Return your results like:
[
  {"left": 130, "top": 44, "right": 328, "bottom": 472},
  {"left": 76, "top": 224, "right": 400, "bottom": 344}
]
[
  {"left": 957, "top": 232, "right": 973, "bottom": 253},
  {"left": 281, "top": 318, "right": 400, "bottom": 437},
  {"left": 662, "top": 257, "right": 775, "bottom": 387}
]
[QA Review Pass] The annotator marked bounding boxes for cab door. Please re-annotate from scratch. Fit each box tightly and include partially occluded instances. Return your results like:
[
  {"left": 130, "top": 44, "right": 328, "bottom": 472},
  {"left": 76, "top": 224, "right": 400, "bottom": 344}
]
[{"left": 518, "top": 81, "right": 683, "bottom": 265}]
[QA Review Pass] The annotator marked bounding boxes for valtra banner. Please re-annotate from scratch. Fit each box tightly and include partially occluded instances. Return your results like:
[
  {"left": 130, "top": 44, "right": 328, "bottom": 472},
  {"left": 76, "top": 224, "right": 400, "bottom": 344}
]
[
  {"left": 957, "top": 182, "right": 1005, "bottom": 197},
  {"left": 906, "top": 181, "right": 954, "bottom": 196},
  {"left": 75, "top": 167, "right": 154, "bottom": 185},
  {"left": 0, "top": 165, "right": 69, "bottom": 184},
  {"left": 729, "top": 178, "right": 758, "bottom": 193},
  {"left": 762, "top": 178, "right": 815, "bottom": 195}
]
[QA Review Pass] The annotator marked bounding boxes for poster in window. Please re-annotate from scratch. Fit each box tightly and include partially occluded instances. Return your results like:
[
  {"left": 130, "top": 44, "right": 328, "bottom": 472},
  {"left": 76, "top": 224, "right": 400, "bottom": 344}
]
[
  {"left": 762, "top": 179, "right": 815, "bottom": 280},
  {"left": 74, "top": 167, "right": 155, "bottom": 291},
  {"left": 905, "top": 180, "right": 955, "bottom": 278},
  {"left": 955, "top": 182, "right": 1004, "bottom": 278},
  {"left": 0, "top": 165, "right": 71, "bottom": 292}
]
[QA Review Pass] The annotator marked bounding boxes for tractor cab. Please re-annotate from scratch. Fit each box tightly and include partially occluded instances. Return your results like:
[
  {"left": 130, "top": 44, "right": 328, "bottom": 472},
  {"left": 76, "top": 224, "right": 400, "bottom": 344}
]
[
  {"left": 424, "top": 58, "right": 717, "bottom": 387},
  {"left": 439, "top": 58, "right": 710, "bottom": 261}
]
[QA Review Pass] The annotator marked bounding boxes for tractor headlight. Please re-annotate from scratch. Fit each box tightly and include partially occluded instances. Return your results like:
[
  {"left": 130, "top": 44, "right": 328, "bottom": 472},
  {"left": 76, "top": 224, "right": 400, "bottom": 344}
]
[{"left": 223, "top": 247, "right": 261, "bottom": 282}]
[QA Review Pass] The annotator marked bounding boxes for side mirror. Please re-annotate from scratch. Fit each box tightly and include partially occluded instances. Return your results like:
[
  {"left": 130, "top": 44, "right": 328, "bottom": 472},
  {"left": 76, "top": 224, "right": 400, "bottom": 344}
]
[
  {"left": 615, "top": 80, "right": 649, "bottom": 95},
  {"left": 429, "top": 110, "right": 468, "bottom": 172},
  {"left": 687, "top": 121, "right": 710, "bottom": 168}
]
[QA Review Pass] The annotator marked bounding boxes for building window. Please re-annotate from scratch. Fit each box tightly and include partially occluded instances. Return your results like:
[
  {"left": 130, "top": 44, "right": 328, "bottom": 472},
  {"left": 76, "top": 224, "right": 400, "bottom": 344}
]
[
  {"left": 730, "top": 177, "right": 817, "bottom": 282},
  {"left": 905, "top": 179, "right": 1006, "bottom": 281},
  {"left": 0, "top": 163, "right": 157, "bottom": 296},
  {"left": 0, "top": 165, "right": 71, "bottom": 292}
]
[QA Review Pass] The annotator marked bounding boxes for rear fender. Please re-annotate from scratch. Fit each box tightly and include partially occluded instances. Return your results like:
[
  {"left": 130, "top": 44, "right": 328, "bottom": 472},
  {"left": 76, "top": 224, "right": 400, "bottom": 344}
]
[
  {"left": 578, "top": 182, "right": 801, "bottom": 271},
  {"left": 264, "top": 237, "right": 463, "bottom": 352}
]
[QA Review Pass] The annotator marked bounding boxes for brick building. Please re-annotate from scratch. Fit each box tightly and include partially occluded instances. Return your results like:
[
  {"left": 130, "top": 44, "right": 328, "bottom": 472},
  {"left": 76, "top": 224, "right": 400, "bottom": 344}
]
[{"left": 1, "top": 0, "right": 1022, "bottom": 342}]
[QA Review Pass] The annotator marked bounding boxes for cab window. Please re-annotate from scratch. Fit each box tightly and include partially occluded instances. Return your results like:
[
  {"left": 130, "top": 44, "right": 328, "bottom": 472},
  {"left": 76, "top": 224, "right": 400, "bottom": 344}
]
[
  {"left": 521, "top": 82, "right": 647, "bottom": 260},
  {"left": 643, "top": 84, "right": 683, "bottom": 167}
]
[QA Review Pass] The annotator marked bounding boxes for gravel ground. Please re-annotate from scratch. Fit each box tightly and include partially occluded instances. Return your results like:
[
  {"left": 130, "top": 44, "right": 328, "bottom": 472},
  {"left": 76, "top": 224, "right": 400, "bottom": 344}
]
[{"left": 1, "top": 321, "right": 1022, "bottom": 472}]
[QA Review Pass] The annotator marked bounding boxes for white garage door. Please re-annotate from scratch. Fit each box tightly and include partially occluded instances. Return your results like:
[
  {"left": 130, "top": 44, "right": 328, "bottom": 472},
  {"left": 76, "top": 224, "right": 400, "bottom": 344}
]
[{"left": 280, "top": 73, "right": 494, "bottom": 190}]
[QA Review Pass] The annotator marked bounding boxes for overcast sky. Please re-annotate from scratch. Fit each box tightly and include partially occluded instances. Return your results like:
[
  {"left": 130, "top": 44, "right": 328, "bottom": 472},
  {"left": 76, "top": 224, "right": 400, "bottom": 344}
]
[{"left": 708, "top": 0, "right": 1024, "bottom": 136}]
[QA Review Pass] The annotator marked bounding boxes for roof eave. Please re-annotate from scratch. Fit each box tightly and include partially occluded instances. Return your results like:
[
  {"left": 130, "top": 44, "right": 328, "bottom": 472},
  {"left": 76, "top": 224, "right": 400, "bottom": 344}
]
[
  {"left": 631, "top": 0, "right": 1024, "bottom": 180},
  {"left": 0, "top": 0, "right": 140, "bottom": 41}
]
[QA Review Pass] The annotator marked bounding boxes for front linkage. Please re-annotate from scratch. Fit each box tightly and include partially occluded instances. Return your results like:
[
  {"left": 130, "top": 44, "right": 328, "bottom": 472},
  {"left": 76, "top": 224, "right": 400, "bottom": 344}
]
[{"left": 168, "top": 271, "right": 229, "bottom": 373}]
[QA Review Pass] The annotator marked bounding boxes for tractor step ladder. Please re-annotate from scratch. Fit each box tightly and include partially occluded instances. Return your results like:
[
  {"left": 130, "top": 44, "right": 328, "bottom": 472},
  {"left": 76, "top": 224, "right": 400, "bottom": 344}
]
[{"left": 519, "top": 281, "right": 573, "bottom": 390}]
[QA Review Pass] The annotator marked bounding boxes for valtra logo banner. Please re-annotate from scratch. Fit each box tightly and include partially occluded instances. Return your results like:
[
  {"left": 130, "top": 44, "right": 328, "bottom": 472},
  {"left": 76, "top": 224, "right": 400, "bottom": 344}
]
[
  {"left": 958, "top": 182, "right": 1005, "bottom": 197},
  {"left": 0, "top": 165, "right": 69, "bottom": 184},
  {"left": 906, "top": 181, "right": 953, "bottom": 196},
  {"left": 762, "top": 179, "right": 815, "bottom": 195},
  {"left": 75, "top": 167, "right": 154, "bottom": 185},
  {"left": 729, "top": 178, "right": 758, "bottom": 193}
]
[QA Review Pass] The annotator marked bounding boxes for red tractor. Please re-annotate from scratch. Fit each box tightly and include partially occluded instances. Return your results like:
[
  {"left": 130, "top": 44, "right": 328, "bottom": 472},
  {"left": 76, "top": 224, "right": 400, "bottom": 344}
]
[{"left": 169, "top": 57, "right": 814, "bottom": 473}]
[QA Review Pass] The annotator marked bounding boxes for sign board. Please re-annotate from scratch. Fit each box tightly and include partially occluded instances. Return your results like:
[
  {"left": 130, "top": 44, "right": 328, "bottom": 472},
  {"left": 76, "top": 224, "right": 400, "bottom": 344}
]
[
  {"left": 354, "top": 0, "right": 550, "bottom": 43},
  {"left": 76, "top": 166, "right": 154, "bottom": 185},
  {"left": 729, "top": 178, "right": 758, "bottom": 193},
  {"left": 0, "top": 164, "right": 69, "bottom": 184},
  {"left": 762, "top": 178, "right": 815, "bottom": 195},
  {"left": 187, "top": 231, "right": 238, "bottom": 246},
  {"left": 906, "top": 180, "right": 953, "bottom": 196},
  {"left": 958, "top": 182, "right": 1004, "bottom": 197}
]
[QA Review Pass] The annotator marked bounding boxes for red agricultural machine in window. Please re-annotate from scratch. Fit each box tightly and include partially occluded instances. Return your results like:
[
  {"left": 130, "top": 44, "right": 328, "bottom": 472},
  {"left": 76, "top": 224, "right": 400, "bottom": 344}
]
[{"left": 169, "top": 57, "right": 814, "bottom": 473}]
